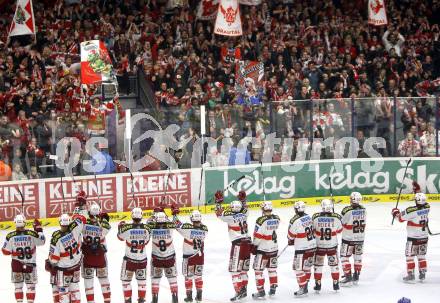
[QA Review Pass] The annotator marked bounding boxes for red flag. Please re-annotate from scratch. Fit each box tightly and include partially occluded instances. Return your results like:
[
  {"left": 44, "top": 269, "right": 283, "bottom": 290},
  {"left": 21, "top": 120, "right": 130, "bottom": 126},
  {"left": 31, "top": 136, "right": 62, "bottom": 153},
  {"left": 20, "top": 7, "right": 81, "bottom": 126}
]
[
  {"left": 368, "top": 0, "right": 388, "bottom": 26},
  {"left": 9, "top": 0, "right": 36, "bottom": 38}
]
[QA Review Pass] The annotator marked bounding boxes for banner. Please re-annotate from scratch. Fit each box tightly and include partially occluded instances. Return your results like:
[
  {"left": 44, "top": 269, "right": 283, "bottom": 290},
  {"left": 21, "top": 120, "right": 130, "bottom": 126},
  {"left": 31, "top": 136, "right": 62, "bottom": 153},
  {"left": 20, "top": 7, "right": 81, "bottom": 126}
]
[
  {"left": 214, "top": 0, "right": 242, "bottom": 36},
  {"left": 235, "top": 60, "right": 264, "bottom": 94},
  {"left": 80, "top": 40, "right": 115, "bottom": 85},
  {"left": 45, "top": 176, "right": 117, "bottom": 218},
  {"left": 197, "top": 0, "right": 219, "bottom": 20},
  {"left": 239, "top": 0, "right": 262, "bottom": 5},
  {"left": 0, "top": 181, "right": 39, "bottom": 221},
  {"left": 204, "top": 158, "right": 440, "bottom": 204},
  {"left": 368, "top": 0, "right": 388, "bottom": 26},
  {"left": 122, "top": 171, "right": 192, "bottom": 211},
  {"left": 8, "top": 0, "right": 35, "bottom": 37}
]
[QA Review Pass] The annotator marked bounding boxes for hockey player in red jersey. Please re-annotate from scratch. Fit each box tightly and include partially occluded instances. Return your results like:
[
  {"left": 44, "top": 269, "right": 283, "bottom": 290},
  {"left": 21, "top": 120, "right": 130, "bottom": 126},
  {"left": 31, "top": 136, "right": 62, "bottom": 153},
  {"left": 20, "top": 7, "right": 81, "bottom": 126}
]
[
  {"left": 340, "top": 192, "right": 367, "bottom": 286},
  {"left": 392, "top": 192, "right": 430, "bottom": 283},
  {"left": 2, "top": 215, "right": 45, "bottom": 303},
  {"left": 118, "top": 207, "right": 151, "bottom": 303},
  {"left": 172, "top": 207, "right": 208, "bottom": 303},
  {"left": 82, "top": 203, "right": 111, "bottom": 303},
  {"left": 148, "top": 211, "right": 179, "bottom": 303},
  {"left": 251, "top": 201, "right": 280, "bottom": 299},
  {"left": 49, "top": 213, "right": 86, "bottom": 303},
  {"left": 287, "top": 201, "right": 317, "bottom": 297},
  {"left": 312, "top": 199, "right": 343, "bottom": 292},
  {"left": 215, "top": 190, "right": 252, "bottom": 301}
]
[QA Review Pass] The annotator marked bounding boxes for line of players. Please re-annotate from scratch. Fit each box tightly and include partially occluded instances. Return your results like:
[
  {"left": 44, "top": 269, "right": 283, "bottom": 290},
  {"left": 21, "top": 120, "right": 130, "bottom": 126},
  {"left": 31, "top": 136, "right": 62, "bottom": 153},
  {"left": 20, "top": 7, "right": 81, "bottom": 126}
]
[{"left": 1, "top": 187, "right": 431, "bottom": 303}]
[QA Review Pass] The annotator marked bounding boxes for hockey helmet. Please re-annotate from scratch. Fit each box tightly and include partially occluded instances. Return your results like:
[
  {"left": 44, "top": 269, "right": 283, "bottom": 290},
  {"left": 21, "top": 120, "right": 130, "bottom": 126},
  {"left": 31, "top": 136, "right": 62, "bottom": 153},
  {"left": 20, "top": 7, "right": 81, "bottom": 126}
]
[
  {"left": 131, "top": 207, "right": 143, "bottom": 220},
  {"left": 214, "top": 190, "right": 224, "bottom": 203},
  {"left": 350, "top": 192, "right": 362, "bottom": 205},
  {"left": 155, "top": 212, "right": 168, "bottom": 223},
  {"left": 321, "top": 199, "right": 333, "bottom": 213},
  {"left": 261, "top": 201, "right": 273, "bottom": 212},
  {"left": 230, "top": 200, "right": 242, "bottom": 212},
  {"left": 14, "top": 214, "right": 26, "bottom": 228},
  {"left": 294, "top": 201, "right": 306, "bottom": 213},
  {"left": 59, "top": 214, "right": 71, "bottom": 226},
  {"left": 415, "top": 192, "right": 427, "bottom": 205},
  {"left": 190, "top": 210, "right": 202, "bottom": 222},
  {"left": 89, "top": 203, "right": 101, "bottom": 216},
  {"left": 237, "top": 190, "right": 247, "bottom": 202}
]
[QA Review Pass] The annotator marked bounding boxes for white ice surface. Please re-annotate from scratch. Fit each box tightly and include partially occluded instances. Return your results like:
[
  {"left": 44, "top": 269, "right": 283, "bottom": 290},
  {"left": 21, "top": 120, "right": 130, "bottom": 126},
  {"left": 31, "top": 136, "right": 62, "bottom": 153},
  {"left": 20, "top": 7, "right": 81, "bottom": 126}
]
[{"left": 1, "top": 202, "right": 439, "bottom": 303}]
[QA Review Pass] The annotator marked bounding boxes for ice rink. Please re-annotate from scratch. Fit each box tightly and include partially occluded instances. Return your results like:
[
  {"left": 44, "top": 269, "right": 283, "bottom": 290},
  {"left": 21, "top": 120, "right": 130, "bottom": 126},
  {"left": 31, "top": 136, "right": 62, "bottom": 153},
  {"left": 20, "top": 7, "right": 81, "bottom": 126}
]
[{"left": 1, "top": 202, "right": 439, "bottom": 303}]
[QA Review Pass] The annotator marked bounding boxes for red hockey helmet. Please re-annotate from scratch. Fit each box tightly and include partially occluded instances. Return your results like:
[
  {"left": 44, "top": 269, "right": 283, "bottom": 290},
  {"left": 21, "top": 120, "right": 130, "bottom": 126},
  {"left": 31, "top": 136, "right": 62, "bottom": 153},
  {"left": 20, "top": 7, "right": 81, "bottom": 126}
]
[
  {"left": 76, "top": 190, "right": 87, "bottom": 205},
  {"left": 238, "top": 190, "right": 246, "bottom": 202},
  {"left": 214, "top": 190, "right": 224, "bottom": 203}
]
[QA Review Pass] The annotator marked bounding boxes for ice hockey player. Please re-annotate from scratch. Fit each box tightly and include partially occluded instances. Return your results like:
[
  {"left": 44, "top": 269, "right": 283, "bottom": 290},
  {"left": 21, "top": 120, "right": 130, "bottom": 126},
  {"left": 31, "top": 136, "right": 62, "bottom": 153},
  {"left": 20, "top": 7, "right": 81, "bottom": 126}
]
[
  {"left": 2, "top": 215, "right": 45, "bottom": 303},
  {"left": 215, "top": 190, "right": 252, "bottom": 301},
  {"left": 287, "top": 201, "right": 317, "bottom": 297},
  {"left": 118, "top": 207, "right": 151, "bottom": 303},
  {"left": 392, "top": 192, "right": 430, "bottom": 283},
  {"left": 48, "top": 213, "right": 86, "bottom": 303},
  {"left": 74, "top": 190, "right": 89, "bottom": 217},
  {"left": 148, "top": 211, "right": 179, "bottom": 303},
  {"left": 82, "top": 203, "right": 111, "bottom": 303},
  {"left": 251, "top": 201, "right": 280, "bottom": 299},
  {"left": 172, "top": 206, "right": 208, "bottom": 303},
  {"left": 312, "top": 199, "right": 343, "bottom": 292},
  {"left": 340, "top": 192, "right": 367, "bottom": 286}
]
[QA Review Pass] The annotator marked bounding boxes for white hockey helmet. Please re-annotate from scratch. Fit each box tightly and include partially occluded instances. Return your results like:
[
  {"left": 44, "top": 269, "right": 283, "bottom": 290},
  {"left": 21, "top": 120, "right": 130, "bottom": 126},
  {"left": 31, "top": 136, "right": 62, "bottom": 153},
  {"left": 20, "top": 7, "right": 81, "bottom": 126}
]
[
  {"left": 261, "top": 201, "right": 273, "bottom": 212},
  {"left": 294, "top": 201, "right": 306, "bottom": 213},
  {"left": 14, "top": 214, "right": 26, "bottom": 228},
  {"left": 230, "top": 200, "right": 242, "bottom": 212},
  {"left": 155, "top": 211, "right": 168, "bottom": 223},
  {"left": 131, "top": 207, "right": 143, "bottom": 220},
  {"left": 190, "top": 210, "right": 202, "bottom": 222},
  {"left": 59, "top": 214, "right": 71, "bottom": 226},
  {"left": 321, "top": 199, "right": 333, "bottom": 213},
  {"left": 89, "top": 203, "right": 101, "bottom": 216},
  {"left": 415, "top": 193, "right": 427, "bottom": 205},
  {"left": 350, "top": 192, "right": 362, "bottom": 205}
]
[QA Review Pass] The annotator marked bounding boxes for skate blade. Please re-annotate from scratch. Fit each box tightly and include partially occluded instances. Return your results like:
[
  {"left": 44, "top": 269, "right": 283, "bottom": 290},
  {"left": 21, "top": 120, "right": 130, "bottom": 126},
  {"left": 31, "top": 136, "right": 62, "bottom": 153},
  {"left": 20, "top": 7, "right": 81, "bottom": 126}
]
[
  {"left": 294, "top": 293, "right": 308, "bottom": 298},
  {"left": 340, "top": 282, "right": 352, "bottom": 287},
  {"left": 403, "top": 280, "right": 416, "bottom": 284}
]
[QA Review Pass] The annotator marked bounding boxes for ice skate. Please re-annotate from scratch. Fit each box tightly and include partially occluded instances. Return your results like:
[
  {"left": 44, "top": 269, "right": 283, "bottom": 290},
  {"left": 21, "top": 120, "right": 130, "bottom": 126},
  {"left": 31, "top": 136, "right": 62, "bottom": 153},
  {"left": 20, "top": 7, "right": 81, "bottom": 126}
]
[
  {"left": 138, "top": 298, "right": 146, "bottom": 303},
  {"left": 333, "top": 280, "right": 340, "bottom": 291},
  {"left": 294, "top": 286, "right": 308, "bottom": 298},
  {"left": 237, "top": 286, "right": 247, "bottom": 299},
  {"left": 184, "top": 291, "right": 193, "bottom": 302},
  {"left": 230, "top": 292, "right": 241, "bottom": 302},
  {"left": 313, "top": 280, "right": 321, "bottom": 293},
  {"left": 172, "top": 292, "right": 179, "bottom": 303},
  {"left": 195, "top": 289, "right": 202, "bottom": 303},
  {"left": 419, "top": 270, "right": 426, "bottom": 282},
  {"left": 403, "top": 272, "right": 416, "bottom": 284},
  {"left": 251, "top": 290, "right": 265, "bottom": 299},
  {"left": 269, "top": 284, "right": 277, "bottom": 296},
  {"left": 125, "top": 298, "right": 132, "bottom": 303},
  {"left": 340, "top": 273, "right": 353, "bottom": 287},
  {"left": 353, "top": 271, "right": 360, "bottom": 285},
  {"left": 151, "top": 294, "right": 158, "bottom": 303}
]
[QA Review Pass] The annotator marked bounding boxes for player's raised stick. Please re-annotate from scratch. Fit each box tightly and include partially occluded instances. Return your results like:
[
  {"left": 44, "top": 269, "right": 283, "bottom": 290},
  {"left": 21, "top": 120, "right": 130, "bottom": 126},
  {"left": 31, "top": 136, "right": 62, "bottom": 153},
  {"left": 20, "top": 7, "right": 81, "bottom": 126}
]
[
  {"left": 260, "top": 161, "right": 266, "bottom": 202},
  {"left": 205, "top": 175, "right": 246, "bottom": 211},
  {"left": 391, "top": 158, "right": 412, "bottom": 225}
]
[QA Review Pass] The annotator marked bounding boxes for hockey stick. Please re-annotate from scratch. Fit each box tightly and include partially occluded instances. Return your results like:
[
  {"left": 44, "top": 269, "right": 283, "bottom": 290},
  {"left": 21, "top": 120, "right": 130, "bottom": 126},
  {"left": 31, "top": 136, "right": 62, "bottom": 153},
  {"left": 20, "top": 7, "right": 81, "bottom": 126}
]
[
  {"left": 205, "top": 175, "right": 246, "bottom": 208},
  {"left": 127, "top": 167, "right": 136, "bottom": 206},
  {"left": 16, "top": 185, "right": 25, "bottom": 215},
  {"left": 60, "top": 175, "right": 66, "bottom": 215},
  {"left": 391, "top": 158, "right": 412, "bottom": 225},
  {"left": 198, "top": 161, "right": 204, "bottom": 212},
  {"left": 260, "top": 161, "right": 266, "bottom": 202},
  {"left": 277, "top": 244, "right": 289, "bottom": 257},
  {"left": 427, "top": 224, "right": 440, "bottom": 236}
]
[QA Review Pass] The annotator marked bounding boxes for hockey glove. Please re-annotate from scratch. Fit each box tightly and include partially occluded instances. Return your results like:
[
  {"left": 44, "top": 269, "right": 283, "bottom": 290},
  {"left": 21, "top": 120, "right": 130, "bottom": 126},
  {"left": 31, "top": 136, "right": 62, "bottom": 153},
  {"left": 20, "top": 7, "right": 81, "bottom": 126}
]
[{"left": 33, "top": 219, "right": 43, "bottom": 233}]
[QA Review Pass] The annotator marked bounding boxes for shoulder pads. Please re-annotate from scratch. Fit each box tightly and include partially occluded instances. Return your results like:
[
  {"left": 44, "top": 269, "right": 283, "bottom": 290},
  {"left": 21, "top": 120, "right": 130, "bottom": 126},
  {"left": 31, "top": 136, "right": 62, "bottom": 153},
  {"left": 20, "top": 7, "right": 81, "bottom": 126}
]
[
  {"left": 6, "top": 231, "right": 18, "bottom": 241},
  {"left": 50, "top": 230, "right": 62, "bottom": 245}
]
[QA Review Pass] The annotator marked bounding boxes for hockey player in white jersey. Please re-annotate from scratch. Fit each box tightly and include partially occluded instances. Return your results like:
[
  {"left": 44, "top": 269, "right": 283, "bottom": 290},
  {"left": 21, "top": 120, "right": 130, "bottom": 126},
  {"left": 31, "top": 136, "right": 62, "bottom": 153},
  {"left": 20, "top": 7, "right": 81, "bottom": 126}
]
[
  {"left": 148, "top": 211, "right": 179, "bottom": 303},
  {"left": 172, "top": 206, "right": 208, "bottom": 303},
  {"left": 118, "top": 207, "right": 151, "bottom": 303},
  {"left": 340, "top": 192, "right": 367, "bottom": 286},
  {"left": 215, "top": 190, "right": 252, "bottom": 301},
  {"left": 392, "top": 192, "right": 430, "bottom": 283},
  {"left": 2, "top": 215, "right": 45, "bottom": 303},
  {"left": 312, "top": 199, "right": 343, "bottom": 292},
  {"left": 251, "top": 201, "right": 280, "bottom": 299},
  {"left": 82, "top": 203, "right": 111, "bottom": 303},
  {"left": 48, "top": 213, "right": 86, "bottom": 303},
  {"left": 287, "top": 201, "right": 317, "bottom": 297}
]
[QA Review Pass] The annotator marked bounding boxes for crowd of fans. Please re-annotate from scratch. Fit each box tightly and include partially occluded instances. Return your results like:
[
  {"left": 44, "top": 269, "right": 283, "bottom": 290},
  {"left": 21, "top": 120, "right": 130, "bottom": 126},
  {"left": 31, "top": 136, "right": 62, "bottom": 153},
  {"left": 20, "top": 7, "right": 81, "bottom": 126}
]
[{"left": 1, "top": 0, "right": 440, "bottom": 179}]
